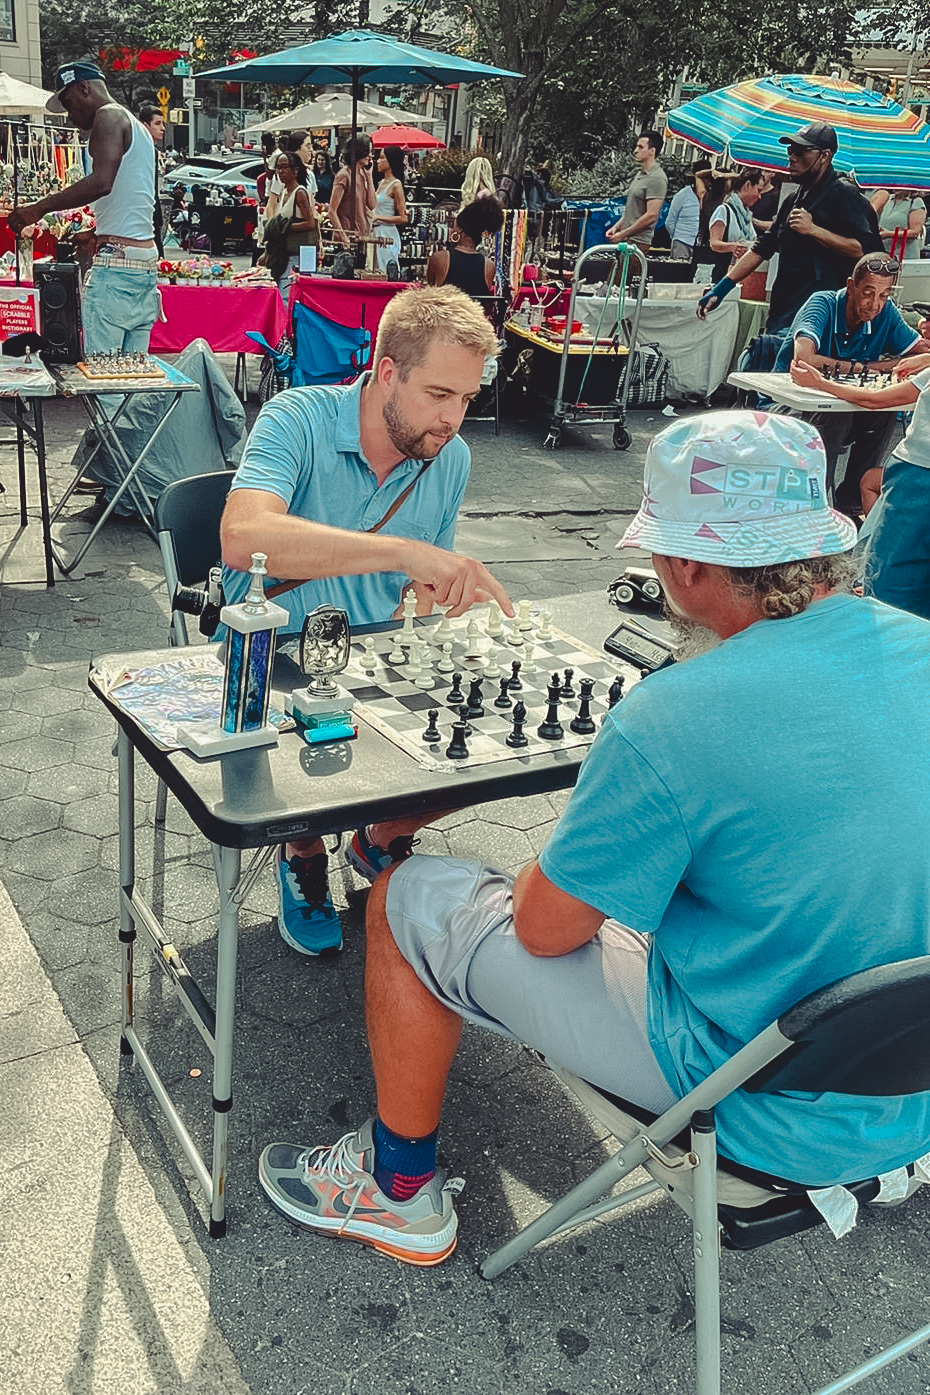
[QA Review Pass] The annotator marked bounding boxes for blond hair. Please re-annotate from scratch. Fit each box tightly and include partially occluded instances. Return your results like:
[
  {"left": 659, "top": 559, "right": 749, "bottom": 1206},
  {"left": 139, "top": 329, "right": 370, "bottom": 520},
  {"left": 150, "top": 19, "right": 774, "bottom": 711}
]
[
  {"left": 373, "top": 286, "right": 498, "bottom": 376},
  {"left": 459, "top": 156, "right": 496, "bottom": 209}
]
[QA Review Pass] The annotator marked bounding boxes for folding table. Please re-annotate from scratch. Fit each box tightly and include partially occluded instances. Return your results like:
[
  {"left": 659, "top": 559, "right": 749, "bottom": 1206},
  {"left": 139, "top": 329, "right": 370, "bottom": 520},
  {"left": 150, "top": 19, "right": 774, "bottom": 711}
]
[{"left": 88, "top": 594, "right": 639, "bottom": 1236}]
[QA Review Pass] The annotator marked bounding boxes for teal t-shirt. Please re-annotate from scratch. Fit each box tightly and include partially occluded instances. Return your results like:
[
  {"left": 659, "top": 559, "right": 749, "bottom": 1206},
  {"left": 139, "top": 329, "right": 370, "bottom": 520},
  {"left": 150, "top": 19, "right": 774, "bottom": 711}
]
[
  {"left": 540, "top": 593, "right": 930, "bottom": 1185},
  {"left": 222, "top": 376, "right": 471, "bottom": 632}
]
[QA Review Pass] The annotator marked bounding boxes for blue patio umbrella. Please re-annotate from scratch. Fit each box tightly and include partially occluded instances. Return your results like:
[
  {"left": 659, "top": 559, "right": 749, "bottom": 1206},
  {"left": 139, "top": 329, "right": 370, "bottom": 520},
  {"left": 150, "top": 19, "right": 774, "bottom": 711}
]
[
  {"left": 201, "top": 29, "right": 521, "bottom": 149},
  {"left": 667, "top": 73, "right": 930, "bottom": 190}
]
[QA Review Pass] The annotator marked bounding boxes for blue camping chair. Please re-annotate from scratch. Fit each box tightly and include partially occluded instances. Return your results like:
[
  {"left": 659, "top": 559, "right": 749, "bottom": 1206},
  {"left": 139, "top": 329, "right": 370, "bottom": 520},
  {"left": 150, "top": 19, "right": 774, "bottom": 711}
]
[{"left": 246, "top": 298, "right": 371, "bottom": 392}]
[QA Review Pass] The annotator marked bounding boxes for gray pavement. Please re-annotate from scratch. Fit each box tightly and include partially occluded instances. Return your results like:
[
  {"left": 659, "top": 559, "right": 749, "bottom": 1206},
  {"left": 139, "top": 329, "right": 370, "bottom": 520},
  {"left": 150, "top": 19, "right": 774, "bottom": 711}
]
[{"left": 1, "top": 372, "right": 928, "bottom": 1395}]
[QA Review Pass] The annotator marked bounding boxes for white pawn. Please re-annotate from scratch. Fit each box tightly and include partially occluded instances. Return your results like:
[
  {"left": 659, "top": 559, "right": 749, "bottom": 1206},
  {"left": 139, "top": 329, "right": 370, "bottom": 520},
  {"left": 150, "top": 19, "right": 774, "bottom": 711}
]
[
  {"left": 435, "top": 605, "right": 454, "bottom": 643},
  {"left": 536, "top": 609, "right": 553, "bottom": 640},
  {"left": 388, "top": 636, "right": 406, "bottom": 665},
  {"left": 361, "top": 636, "right": 377, "bottom": 669},
  {"left": 506, "top": 615, "right": 524, "bottom": 647},
  {"left": 484, "top": 648, "right": 503, "bottom": 679},
  {"left": 437, "top": 641, "right": 455, "bottom": 673},
  {"left": 523, "top": 638, "right": 536, "bottom": 674},
  {"left": 485, "top": 601, "right": 504, "bottom": 639}
]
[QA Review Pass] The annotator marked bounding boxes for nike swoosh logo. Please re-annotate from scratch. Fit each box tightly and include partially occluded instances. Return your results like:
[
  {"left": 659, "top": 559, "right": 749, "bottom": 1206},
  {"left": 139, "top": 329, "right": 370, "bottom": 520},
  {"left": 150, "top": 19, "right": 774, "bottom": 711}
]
[{"left": 330, "top": 1188, "right": 388, "bottom": 1219}]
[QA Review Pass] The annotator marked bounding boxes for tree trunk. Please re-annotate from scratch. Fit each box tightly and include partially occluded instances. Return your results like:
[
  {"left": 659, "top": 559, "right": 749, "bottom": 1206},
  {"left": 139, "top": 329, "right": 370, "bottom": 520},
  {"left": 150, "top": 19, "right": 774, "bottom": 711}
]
[{"left": 495, "top": 76, "right": 544, "bottom": 208}]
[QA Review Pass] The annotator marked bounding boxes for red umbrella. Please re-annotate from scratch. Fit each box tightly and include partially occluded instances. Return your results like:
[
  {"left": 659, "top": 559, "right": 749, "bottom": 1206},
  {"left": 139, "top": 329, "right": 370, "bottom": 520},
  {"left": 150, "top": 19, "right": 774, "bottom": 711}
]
[{"left": 369, "top": 124, "right": 444, "bottom": 150}]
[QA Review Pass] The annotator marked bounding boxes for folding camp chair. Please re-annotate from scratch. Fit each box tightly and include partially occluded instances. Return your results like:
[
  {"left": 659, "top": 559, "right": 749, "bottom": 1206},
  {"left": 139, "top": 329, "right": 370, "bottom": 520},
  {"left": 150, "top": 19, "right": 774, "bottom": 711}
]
[
  {"left": 246, "top": 298, "right": 371, "bottom": 393},
  {"left": 466, "top": 294, "right": 511, "bottom": 435},
  {"left": 481, "top": 955, "right": 930, "bottom": 1395}
]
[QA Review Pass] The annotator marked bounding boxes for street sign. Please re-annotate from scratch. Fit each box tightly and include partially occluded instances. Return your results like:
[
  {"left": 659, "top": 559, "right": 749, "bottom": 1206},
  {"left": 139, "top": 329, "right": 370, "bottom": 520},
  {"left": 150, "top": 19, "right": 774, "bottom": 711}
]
[
  {"left": 182, "top": 76, "right": 196, "bottom": 99},
  {"left": 173, "top": 60, "right": 191, "bottom": 76},
  {"left": 157, "top": 86, "right": 171, "bottom": 105}
]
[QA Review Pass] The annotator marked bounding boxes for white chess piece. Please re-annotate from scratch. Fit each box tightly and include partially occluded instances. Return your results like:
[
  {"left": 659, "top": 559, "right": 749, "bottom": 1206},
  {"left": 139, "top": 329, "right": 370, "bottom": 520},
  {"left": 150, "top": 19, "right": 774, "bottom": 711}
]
[
  {"left": 522, "top": 638, "right": 535, "bottom": 673},
  {"left": 506, "top": 616, "right": 524, "bottom": 647},
  {"left": 361, "top": 636, "right": 377, "bottom": 669},
  {"left": 413, "top": 636, "right": 435, "bottom": 687},
  {"left": 387, "top": 634, "right": 406, "bottom": 665},
  {"left": 485, "top": 601, "right": 503, "bottom": 639},
  {"left": 536, "top": 610, "right": 553, "bottom": 640},
  {"left": 517, "top": 599, "right": 534, "bottom": 632},
  {"left": 464, "top": 617, "right": 484, "bottom": 659},
  {"left": 484, "top": 648, "right": 502, "bottom": 679},
  {"left": 401, "top": 588, "right": 417, "bottom": 642},
  {"left": 435, "top": 606, "right": 454, "bottom": 643},
  {"left": 437, "top": 642, "right": 455, "bottom": 673}
]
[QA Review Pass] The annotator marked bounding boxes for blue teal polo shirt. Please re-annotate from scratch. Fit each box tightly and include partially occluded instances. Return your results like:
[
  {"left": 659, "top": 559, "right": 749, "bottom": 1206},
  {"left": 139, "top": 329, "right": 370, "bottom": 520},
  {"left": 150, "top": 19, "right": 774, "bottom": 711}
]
[
  {"left": 222, "top": 376, "right": 471, "bottom": 633},
  {"left": 773, "top": 288, "right": 919, "bottom": 372}
]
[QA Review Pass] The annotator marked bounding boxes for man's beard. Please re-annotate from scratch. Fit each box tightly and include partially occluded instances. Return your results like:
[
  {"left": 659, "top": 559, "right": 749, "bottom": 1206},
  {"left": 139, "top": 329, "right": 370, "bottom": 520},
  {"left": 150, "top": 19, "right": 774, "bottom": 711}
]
[
  {"left": 663, "top": 602, "right": 720, "bottom": 662},
  {"left": 382, "top": 390, "right": 451, "bottom": 461}
]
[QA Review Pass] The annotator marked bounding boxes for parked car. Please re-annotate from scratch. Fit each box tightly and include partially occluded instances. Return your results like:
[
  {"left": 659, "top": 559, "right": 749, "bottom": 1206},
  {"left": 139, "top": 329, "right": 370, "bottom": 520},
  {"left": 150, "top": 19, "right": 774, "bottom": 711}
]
[{"left": 161, "top": 154, "right": 265, "bottom": 202}]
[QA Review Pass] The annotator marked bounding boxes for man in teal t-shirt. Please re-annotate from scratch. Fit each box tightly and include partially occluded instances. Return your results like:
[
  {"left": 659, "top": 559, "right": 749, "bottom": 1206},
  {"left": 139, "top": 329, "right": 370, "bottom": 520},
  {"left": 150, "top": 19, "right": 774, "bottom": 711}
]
[{"left": 255, "top": 409, "right": 930, "bottom": 1267}]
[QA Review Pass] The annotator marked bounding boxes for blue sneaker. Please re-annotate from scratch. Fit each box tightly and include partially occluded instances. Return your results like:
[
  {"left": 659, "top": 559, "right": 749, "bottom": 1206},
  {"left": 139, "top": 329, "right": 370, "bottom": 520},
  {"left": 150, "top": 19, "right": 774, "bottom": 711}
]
[
  {"left": 274, "top": 847, "right": 342, "bottom": 955},
  {"left": 347, "top": 826, "right": 418, "bottom": 883}
]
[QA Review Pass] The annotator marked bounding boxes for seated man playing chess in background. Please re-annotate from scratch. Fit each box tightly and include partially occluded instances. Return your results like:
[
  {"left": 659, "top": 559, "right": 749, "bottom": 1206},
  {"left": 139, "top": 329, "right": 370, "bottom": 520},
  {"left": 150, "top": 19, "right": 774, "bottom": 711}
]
[
  {"left": 257, "top": 411, "right": 930, "bottom": 1267},
  {"left": 221, "top": 285, "right": 511, "bottom": 956},
  {"left": 773, "top": 251, "right": 929, "bottom": 518}
]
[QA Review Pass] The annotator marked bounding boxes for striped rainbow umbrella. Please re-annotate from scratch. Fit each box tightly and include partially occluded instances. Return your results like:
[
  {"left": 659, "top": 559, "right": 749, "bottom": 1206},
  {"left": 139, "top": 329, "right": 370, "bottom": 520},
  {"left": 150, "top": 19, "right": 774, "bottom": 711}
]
[{"left": 666, "top": 73, "right": 930, "bottom": 190}]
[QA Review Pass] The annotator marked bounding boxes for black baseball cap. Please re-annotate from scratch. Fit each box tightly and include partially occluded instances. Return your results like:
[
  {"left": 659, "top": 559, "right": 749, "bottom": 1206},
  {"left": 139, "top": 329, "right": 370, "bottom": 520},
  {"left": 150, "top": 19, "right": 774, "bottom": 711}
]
[
  {"left": 47, "top": 60, "right": 106, "bottom": 113},
  {"left": 778, "top": 122, "right": 838, "bottom": 154}
]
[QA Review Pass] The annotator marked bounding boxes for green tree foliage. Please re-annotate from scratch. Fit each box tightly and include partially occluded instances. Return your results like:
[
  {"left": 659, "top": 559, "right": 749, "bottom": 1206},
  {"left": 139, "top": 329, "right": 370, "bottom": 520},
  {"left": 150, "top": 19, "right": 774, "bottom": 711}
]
[{"left": 446, "top": 0, "right": 858, "bottom": 199}]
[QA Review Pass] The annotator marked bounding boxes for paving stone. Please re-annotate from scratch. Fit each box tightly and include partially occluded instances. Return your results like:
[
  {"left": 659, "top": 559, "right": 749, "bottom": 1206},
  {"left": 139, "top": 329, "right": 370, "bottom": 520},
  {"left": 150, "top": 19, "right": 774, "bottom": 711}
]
[
  {"left": 0, "top": 734, "right": 75, "bottom": 772},
  {"left": 6, "top": 830, "right": 98, "bottom": 881},
  {"left": 28, "top": 763, "right": 110, "bottom": 803},
  {"left": 0, "top": 766, "right": 28, "bottom": 799},
  {"left": 1, "top": 794, "right": 61, "bottom": 840},
  {"left": 11, "top": 683, "right": 87, "bottom": 717}
]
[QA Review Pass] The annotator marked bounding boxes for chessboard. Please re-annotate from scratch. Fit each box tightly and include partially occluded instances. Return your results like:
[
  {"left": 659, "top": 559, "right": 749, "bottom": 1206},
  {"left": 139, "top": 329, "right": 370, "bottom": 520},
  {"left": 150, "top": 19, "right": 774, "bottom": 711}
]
[
  {"left": 338, "top": 603, "right": 641, "bottom": 772},
  {"left": 77, "top": 353, "right": 166, "bottom": 381}
]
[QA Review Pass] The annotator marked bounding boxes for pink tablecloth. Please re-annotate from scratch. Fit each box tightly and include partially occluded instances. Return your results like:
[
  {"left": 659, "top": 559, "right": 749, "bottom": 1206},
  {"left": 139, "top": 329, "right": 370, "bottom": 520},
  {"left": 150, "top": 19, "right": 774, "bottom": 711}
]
[
  {"left": 150, "top": 282, "right": 287, "bottom": 356},
  {"left": 290, "top": 275, "right": 406, "bottom": 364}
]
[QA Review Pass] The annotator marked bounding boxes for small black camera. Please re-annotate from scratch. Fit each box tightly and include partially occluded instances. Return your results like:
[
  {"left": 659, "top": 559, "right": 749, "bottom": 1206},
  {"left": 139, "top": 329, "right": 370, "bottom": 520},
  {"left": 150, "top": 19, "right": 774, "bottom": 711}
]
[{"left": 173, "top": 567, "right": 225, "bottom": 637}]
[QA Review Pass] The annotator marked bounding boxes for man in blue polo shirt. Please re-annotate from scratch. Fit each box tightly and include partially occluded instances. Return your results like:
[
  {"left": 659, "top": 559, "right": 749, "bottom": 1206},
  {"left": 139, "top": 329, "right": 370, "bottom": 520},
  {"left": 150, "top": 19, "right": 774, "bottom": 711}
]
[
  {"left": 773, "top": 251, "right": 927, "bottom": 517},
  {"left": 221, "top": 285, "right": 510, "bottom": 956}
]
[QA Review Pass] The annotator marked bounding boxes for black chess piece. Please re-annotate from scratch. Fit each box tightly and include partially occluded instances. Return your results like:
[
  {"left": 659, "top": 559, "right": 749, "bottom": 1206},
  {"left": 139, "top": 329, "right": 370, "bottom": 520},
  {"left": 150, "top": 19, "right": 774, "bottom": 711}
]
[
  {"left": 607, "top": 675, "right": 625, "bottom": 708},
  {"left": 465, "top": 676, "right": 485, "bottom": 719},
  {"left": 859, "top": 367, "right": 869, "bottom": 387},
  {"left": 422, "top": 709, "right": 441, "bottom": 743},
  {"left": 494, "top": 676, "right": 512, "bottom": 709},
  {"left": 560, "top": 667, "right": 575, "bottom": 699},
  {"left": 457, "top": 704, "right": 473, "bottom": 736},
  {"left": 570, "top": 678, "right": 596, "bottom": 735},
  {"left": 537, "top": 677, "right": 564, "bottom": 740},
  {"left": 506, "top": 700, "right": 528, "bottom": 748},
  {"left": 445, "top": 720, "right": 469, "bottom": 759},
  {"left": 507, "top": 659, "right": 523, "bottom": 691},
  {"left": 447, "top": 672, "right": 464, "bottom": 707}
]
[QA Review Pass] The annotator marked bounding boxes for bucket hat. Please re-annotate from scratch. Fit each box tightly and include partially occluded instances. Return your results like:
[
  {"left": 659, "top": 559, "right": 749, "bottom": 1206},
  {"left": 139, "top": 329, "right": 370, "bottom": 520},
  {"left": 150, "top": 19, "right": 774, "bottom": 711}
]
[{"left": 620, "top": 411, "right": 857, "bottom": 566}]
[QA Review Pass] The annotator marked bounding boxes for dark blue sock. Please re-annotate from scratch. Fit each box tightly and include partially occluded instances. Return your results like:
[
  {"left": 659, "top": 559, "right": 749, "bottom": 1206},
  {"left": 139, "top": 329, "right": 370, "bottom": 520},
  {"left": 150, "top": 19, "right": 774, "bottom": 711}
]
[{"left": 372, "top": 1116, "right": 438, "bottom": 1201}]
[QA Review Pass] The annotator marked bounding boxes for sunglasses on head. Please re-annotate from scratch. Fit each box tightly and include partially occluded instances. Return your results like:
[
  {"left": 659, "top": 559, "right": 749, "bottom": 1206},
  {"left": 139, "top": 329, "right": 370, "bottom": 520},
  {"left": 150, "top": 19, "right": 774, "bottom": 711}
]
[{"left": 862, "top": 255, "right": 900, "bottom": 276}]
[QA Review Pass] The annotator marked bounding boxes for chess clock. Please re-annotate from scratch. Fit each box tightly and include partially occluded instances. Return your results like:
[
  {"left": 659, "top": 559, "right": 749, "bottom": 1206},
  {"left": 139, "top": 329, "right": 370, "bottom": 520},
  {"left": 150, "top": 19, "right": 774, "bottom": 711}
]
[{"left": 603, "top": 621, "right": 676, "bottom": 673}]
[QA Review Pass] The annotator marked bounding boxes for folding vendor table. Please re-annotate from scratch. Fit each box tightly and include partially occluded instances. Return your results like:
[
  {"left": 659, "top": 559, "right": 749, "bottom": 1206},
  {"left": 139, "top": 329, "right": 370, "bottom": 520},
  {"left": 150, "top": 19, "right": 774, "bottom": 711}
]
[
  {"left": 0, "top": 354, "right": 57, "bottom": 587},
  {"left": 45, "top": 358, "right": 200, "bottom": 577},
  {"left": 88, "top": 594, "right": 645, "bottom": 1236}
]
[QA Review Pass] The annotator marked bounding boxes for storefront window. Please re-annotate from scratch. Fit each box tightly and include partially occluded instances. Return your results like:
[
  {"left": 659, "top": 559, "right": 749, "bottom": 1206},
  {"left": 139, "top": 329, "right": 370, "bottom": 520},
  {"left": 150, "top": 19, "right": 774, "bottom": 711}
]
[{"left": 0, "top": 0, "right": 15, "bottom": 42}]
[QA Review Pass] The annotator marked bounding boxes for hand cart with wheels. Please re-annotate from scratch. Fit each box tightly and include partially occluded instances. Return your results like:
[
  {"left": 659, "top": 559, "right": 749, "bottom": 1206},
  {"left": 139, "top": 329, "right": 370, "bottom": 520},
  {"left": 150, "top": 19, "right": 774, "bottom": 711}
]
[{"left": 507, "top": 243, "right": 648, "bottom": 451}]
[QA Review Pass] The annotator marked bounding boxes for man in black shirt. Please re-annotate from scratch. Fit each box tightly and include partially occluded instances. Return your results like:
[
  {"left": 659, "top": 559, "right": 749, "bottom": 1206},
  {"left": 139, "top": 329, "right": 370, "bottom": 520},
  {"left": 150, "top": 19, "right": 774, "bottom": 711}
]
[{"left": 697, "top": 122, "right": 882, "bottom": 334}]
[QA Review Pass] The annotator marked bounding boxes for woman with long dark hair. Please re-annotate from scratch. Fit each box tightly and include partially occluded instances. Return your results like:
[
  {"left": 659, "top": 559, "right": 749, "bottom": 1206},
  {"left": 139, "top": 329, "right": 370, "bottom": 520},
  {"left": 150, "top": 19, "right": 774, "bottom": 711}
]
[
  {"left": 372, "top": 145, "right": 407, "bottom": 277},
  {"left": 264, "top": 151, "right": 318, "bottom": 303},
  {"left": 427, "top": 197, "right": 504, "bottom": 296}
]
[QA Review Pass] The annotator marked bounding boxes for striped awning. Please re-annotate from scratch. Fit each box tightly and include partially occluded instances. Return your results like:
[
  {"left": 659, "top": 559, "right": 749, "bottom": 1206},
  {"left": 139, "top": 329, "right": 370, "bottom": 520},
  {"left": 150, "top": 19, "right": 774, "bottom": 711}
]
[{"left": 667, "top": 73, "right": 930, "bottom": 191}]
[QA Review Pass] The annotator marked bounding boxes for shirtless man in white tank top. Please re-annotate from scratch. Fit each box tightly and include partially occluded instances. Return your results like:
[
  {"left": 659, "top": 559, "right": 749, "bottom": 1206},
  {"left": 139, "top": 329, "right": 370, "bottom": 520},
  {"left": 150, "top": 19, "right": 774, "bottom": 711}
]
[{"left": 10, "top": 59, "right": 159, "bottom": 355}]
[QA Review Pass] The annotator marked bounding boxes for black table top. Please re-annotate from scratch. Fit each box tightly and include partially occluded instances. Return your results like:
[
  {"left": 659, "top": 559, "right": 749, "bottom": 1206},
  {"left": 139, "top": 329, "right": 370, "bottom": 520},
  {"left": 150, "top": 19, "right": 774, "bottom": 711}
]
[{"left": 90, "top": 592, "right": 657, "bottom": 850}]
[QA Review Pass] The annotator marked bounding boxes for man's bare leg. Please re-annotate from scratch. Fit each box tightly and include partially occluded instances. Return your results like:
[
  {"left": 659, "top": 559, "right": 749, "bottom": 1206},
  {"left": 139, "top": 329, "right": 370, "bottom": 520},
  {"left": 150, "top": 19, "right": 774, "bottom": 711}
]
[{"left": 365, "top": 867, "right": 461, "bottom": 1136}]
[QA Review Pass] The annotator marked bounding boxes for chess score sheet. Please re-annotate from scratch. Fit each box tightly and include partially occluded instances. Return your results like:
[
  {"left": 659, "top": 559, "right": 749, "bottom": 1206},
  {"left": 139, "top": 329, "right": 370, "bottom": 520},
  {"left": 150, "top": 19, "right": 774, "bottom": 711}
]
[{"left": 337, "top": 597, "right": 640, "bottom": 773}]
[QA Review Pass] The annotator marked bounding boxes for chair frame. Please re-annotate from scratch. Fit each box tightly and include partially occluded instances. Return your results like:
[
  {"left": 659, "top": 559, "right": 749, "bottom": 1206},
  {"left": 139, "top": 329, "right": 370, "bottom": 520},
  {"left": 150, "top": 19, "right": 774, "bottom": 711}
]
[
  {"left": 480, "top": 956, "right": 930, "bottom": 1395},
  {"left": 468, "top": 294, "right": 511, "bottom": 436}
]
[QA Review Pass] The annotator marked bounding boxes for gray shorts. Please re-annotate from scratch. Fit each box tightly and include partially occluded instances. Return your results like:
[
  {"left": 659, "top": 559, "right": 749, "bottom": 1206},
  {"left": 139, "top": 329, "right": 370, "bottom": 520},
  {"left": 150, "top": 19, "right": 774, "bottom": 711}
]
[{"left": 385, "top": 856, "right": 677, "bottom": 1115}]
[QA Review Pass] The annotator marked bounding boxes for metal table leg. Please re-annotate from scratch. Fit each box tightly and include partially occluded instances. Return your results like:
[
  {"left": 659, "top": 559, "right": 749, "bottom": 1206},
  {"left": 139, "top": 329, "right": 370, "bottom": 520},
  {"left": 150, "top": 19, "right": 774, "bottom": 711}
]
[{"left": 210, "top": 842, "right": 243, "bottom": 1238}]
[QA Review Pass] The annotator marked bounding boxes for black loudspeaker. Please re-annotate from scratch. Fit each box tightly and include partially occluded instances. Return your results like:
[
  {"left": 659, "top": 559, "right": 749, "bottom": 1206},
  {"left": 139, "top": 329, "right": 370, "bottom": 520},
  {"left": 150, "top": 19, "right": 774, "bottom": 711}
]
[{"left": 34, "top": 258, "right": 83, "bottom": 364}]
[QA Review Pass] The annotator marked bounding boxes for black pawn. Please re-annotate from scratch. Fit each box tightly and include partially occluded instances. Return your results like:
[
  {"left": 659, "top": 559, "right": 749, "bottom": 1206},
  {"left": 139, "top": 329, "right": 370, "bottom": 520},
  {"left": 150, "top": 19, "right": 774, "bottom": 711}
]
[
  {"left": 507, "top": 659, "right": 523, "bottom": 691},
  {"left": 494, "top": 676, "right": 512, "bottom": 709},
  {"left": 447, "top": 672, "right": 464, "bottom": 707},
  {"left": 560, "top": 667, "right": 575, "bottom": 699},
  {"left": 607, "top": 675, "right": 625, "bottom": 708},
  {"left": 537, "top": 677, "right": 564, "bottom": 740},
  {"left": 465, "top": 676, "right": 485, "bottom": 719},
  {"left": 422, "top": 709, "right": 441, "bottom": 743},
  {"left": 570, "top": 678, "right": 596, "bottom": 735},
  {"left": 506, "top": 699, "right": 528, "bottom": 748},
  {"left": 457, "top": 704, "right": 473, "bottom": 737},
  {"left": 445, "top": 720, "right": 470, "bottom": 759}
]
